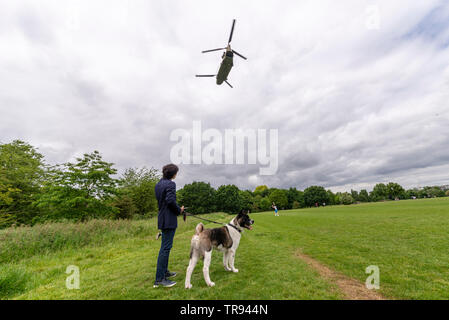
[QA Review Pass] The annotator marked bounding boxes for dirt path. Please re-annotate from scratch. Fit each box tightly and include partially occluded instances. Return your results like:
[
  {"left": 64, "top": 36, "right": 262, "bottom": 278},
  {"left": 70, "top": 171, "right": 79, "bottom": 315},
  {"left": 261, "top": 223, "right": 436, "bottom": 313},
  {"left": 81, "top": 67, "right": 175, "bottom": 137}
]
[{"left": 295, "top": 250, "right": 387, "bottom": 300}]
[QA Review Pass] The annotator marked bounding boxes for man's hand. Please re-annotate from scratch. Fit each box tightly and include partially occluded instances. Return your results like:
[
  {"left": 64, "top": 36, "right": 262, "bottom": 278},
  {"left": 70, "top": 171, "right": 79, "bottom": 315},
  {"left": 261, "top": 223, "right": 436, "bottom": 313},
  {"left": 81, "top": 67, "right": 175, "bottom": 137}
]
[{"left": 181, "top": 206, "right": 186, "bottom": 221}]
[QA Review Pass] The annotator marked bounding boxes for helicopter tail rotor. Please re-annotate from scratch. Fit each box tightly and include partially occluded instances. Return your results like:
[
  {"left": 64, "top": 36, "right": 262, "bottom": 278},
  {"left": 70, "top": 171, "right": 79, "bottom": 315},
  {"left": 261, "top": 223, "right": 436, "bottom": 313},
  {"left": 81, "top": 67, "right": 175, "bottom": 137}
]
[{"left": 195, "top": 74, "right": 216, "bottom": 77}]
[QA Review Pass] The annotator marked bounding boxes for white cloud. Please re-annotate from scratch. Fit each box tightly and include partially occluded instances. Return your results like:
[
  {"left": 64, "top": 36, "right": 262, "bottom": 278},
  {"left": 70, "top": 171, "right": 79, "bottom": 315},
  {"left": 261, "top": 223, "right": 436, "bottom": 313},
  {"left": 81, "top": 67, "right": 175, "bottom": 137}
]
[{"left": 1, "top": 0, "right": 449, "bottom": 191}]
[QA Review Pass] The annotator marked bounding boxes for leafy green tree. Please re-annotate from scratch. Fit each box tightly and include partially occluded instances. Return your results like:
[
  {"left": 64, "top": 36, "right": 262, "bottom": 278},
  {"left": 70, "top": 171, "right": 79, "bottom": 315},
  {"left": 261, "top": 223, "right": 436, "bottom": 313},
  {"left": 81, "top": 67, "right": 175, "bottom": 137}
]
[
  {"left": 351, "top": 189, "right": 359, "bottom": 202},
  {"left": 0, "top": 140, "right": 45, "bottom": 227},
  {"left": 340, "top": 192, "right": 354, "bottom": 205},
  {"left": 259, "top": 197, "right": 272, "bottom": 211},
  {"left": 254, "top": 185, "right": 269, "bottom": 197},
  {"left": 177, "top": 181, "right": 216, "bottom": 214},
  {"left": 118, "top": 167, "right": 160, "bottom": 217},
  {"left": 419, "top": 186, "right": 444, "bottom": 198},
  {"left": 239, "top": 190, "right": 254, "bottom": 211},
  {"left": 386, "top": 182, "right": 405, "bottom": 200},
  {"left": 34, "top": 151, "right": 118, "bottom": 222},
  {"left": 304, "top": 186, "right": 329, "bottom": 207},
  {"left": 252, "top": 194, "right": 272, "bottom": 212},
  {"left": 406, "top": 188, "right": 419, "bottom": 199},
  {"left": 417, "top": 188, "right": 428, "bottom": 198},
  {"left": 287, "top": 187, "right": 305, "bottom": 208},
  {"left": 371, "top": 183, "right": 388, "bottom": 201},
  {"left": 422, "top": 186, "right": 445, "bottom": 198},
  {"left": 326, "top": 190, "right": 336, "bottom": 205},
  {"left": 269, "top": 189, "right": 288, "bottom": 209},
  {"left": 358, "top": 189, "right": 370, "bottom": 202},
  {"left": 111, "top": 195, "right": 137, "bottom": 219},
  {"left": 214, "top": 185, "right": 242, "bottom": 214},
  {"left": 292, "top": 200, "right": 301, "bottom": 209}
]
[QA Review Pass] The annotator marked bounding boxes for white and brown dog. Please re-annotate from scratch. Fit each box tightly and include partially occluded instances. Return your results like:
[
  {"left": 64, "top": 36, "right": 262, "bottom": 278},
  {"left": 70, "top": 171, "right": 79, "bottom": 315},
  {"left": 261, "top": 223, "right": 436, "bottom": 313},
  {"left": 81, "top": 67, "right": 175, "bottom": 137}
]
[{"left": 185, "top": 210, "right": 254, "bottom": 289}]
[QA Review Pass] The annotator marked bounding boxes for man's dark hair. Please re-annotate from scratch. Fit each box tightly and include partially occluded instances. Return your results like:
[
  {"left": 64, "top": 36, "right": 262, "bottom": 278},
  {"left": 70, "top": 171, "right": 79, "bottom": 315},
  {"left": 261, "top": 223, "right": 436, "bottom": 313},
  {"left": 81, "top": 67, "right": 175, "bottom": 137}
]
[{"left": 162, "top": 164, "right": 179, "bottom": 180}]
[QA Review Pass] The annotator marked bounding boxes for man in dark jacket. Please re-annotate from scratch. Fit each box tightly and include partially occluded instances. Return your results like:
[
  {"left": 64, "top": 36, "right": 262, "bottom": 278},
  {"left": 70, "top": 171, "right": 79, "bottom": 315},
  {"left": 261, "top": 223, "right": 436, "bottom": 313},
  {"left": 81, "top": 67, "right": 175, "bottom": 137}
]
[{"left": 153, "top": 164, "right": 184, "bottom": 288}]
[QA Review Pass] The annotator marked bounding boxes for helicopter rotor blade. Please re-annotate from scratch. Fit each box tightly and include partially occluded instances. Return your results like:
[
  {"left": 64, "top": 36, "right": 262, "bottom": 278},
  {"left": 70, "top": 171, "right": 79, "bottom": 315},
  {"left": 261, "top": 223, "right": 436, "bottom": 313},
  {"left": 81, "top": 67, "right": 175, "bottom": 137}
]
[
  {"left": 202, "top": 48, "right": 226, "bottom": 53},
  {"left": 196, "top": 75, "right": 216, "bottom": 77},
  {"left": 232, "top": 49, "right": 247, "bottom": 60},
  {"left": 224, "top": 80, "right": 233, "bottom": 88},
  {"left": 228, "top": 19, "right": 236, "bottom": 44}
]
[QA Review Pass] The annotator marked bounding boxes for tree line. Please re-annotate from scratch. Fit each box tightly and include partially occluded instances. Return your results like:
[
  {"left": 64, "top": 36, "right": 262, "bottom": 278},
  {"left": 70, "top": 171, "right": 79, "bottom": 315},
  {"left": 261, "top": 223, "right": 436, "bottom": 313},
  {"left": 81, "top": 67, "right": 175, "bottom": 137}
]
[
  {"left": 1, "top": 140, "right": 448, "bottom": 228},
  {"left": 0, "top": 140, "right": 160, "bottom": 228},
  {"left": 177, "top": 181, "right": 449, "bottom": 215}
]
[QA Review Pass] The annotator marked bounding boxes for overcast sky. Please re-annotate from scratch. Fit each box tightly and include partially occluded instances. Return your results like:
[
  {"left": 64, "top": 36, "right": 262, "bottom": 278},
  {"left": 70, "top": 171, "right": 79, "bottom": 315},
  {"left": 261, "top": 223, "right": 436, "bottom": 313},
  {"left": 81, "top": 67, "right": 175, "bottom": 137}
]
[{"left": 1, "top": 0, "right": 449, "bottom": 192}]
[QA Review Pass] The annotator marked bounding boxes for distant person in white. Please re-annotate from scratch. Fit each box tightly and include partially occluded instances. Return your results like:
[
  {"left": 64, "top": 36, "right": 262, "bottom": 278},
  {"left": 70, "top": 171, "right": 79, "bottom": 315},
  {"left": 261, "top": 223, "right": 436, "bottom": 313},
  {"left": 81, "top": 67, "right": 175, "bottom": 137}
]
[{"left": 272, "top": 203, "right": 279, "bottom": 216}]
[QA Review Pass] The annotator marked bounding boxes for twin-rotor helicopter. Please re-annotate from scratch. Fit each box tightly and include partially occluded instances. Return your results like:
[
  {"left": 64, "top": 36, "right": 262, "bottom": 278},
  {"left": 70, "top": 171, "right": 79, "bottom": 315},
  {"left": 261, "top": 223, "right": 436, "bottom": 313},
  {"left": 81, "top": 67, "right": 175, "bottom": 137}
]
[{"left": 196, "top": 19, "right": 247, "bottom": 88}]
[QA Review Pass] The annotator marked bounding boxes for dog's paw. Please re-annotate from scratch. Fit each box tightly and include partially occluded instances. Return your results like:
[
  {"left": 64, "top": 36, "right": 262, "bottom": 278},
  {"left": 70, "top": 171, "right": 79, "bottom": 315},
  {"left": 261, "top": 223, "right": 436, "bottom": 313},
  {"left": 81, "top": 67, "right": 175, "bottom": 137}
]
[
  {"left": 232, "top": 268, "right": 239, "bottom": 273},
  {"left": 207, "top": 282, "right": 215, "bottom": 287},
  {"left": 224, "top": 266, "right": 232, "bottom": 271},
  {"left": 185, "top": 283, "right": 192, "bottom": 289}
]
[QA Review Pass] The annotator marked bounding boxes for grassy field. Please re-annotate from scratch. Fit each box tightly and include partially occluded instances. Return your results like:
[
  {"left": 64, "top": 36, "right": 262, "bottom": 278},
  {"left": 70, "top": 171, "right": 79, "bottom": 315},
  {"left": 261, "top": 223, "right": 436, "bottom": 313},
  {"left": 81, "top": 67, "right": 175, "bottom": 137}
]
[{"left": 1, "top": 198, "right": 449, "bottom": 300}]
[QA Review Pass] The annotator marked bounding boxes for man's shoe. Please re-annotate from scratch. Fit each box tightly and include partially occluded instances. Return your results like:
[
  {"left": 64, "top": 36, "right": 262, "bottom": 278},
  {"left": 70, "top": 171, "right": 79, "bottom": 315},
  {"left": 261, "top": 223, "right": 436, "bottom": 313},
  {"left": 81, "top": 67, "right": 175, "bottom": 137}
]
[
  {"left": 165, "top": 271, "right": 177, "bottom": 278},
  {"left": 153, "top": 279, "right": 176, "bottom": 288}
]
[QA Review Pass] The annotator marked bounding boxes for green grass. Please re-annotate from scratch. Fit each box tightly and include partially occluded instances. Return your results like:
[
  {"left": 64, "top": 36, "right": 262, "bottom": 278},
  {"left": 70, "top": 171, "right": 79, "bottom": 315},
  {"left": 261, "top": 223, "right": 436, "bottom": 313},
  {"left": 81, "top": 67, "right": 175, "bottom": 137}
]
[{"left": 2, "top": 198, "right": 449, "bottom": 300}]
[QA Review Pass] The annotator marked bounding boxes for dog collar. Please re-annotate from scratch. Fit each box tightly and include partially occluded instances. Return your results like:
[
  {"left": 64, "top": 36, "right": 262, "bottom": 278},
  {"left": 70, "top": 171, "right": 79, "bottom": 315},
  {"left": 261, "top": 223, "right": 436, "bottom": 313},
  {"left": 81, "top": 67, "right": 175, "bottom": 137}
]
[{"left": 227, "top": 223, "right": 242, "bottom": 233}]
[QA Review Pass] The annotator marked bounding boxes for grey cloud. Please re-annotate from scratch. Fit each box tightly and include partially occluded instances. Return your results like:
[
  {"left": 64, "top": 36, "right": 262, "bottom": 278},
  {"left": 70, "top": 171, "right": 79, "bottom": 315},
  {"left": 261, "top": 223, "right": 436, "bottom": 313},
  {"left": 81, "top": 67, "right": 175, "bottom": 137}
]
[{"left": 1, "top": 1, "right": 449, "bottom": 192}]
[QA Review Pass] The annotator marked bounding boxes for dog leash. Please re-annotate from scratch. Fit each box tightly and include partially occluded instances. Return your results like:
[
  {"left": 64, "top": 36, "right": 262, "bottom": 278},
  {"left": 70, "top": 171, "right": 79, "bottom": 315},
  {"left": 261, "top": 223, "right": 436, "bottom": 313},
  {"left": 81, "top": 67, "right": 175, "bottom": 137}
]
[
  {"left": 183, "top": 212, "right": 241, "bottom": 233},
  {"left": 156, "top": 212, "right": 241, "bottom": 240}
]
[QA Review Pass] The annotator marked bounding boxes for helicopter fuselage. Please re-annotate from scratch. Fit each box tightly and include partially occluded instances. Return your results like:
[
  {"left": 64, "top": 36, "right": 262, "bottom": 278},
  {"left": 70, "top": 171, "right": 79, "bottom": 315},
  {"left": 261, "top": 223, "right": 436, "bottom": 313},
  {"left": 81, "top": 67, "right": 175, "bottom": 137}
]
[
  {"left": 196, "top": 20, "right": 245, "bottom": 88},
  {"left": 216, "top": 50, "right": 234, "bottom": 85}
]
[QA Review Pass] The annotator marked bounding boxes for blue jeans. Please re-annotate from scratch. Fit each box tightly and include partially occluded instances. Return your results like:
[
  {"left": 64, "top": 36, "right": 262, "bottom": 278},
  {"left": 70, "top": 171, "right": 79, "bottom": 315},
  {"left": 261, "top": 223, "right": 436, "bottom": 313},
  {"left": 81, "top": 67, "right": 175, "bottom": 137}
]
[{"left": 155, "top": 228, "right": 176, "bottom": 281}]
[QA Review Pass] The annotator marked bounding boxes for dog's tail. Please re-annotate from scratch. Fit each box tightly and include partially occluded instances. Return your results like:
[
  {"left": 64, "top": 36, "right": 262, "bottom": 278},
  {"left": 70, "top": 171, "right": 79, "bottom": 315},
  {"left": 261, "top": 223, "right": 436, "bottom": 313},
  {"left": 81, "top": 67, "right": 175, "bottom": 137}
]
[
  {"left": 195, "top": 223, "right": 204, "bottom": 235},
  {"left": 190, "top": 223, "right": 204, "bottom": 259}
]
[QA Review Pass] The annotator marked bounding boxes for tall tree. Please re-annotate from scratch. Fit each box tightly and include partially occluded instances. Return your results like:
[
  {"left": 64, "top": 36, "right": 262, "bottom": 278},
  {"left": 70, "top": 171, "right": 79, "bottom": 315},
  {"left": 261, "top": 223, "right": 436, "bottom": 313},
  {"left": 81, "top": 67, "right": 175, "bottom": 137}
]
[
  {"left": 269, "top": 189, "right": 288, "bottom": 209},
  {"left": 287, "top": 187, "right": 305, "bottom": 208},
  {"left": 326, "top": 190, "right": 336, "bottom": 205},
  {"left": 214, "top": 185, "right": 242, "bottom": 214},
  {"left": 351, "top": 189, "right": 359, "bottom": 202},
  {"left": 259, "top": 197, "right": 272, "bottom": 211},
  {"left": 371, "top": 183, "right": 388, "bottom": 201},
  {"left": 254, "top": 185, "right": 269, "bottom": 197},
  {"left": 340, "top": 192, "right": 354, "bottom": 205},
  {"left": 304, "top": 186, "right": 329, "bottom": 207},
  {"left": 359, "top": 189, "right": 370, "bottom": 202},
  {"left": 118, "top": 167, "right": 160, "bottom": 217},
  {"left": 34, "top": 151, "right": 118, "bottom": 222},
  {"left": 0, "top": 140, "right": 45, "bottom": 227},
  {"left": 386, "top": 182, "right": 405, "bottom": 200},
  {"left": 177, "top": 181, "right": 216, "bottom": 214},
  {"left": 239, "top": 190, "right": 254, "bottom": 211}
]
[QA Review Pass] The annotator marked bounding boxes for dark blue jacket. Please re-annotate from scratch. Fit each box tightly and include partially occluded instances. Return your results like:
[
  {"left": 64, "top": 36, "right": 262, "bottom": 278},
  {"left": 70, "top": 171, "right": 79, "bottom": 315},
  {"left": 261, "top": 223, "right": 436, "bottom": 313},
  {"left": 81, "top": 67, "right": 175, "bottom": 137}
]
[{"left": 155, "top": 178, "right": 181, "bottom": 230}]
